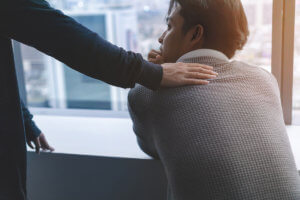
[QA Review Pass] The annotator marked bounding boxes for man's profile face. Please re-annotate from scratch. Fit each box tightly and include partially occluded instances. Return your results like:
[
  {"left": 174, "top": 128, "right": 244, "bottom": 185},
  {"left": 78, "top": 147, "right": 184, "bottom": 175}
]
[{"left": 159, "top": 5, "right": 190, "bottom": 63}]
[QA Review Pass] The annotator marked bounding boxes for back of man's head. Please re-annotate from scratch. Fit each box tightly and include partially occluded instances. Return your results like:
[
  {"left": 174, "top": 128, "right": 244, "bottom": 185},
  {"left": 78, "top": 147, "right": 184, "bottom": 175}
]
[{"left": 168, "top": 0, "right": 249, "bottom": 58}]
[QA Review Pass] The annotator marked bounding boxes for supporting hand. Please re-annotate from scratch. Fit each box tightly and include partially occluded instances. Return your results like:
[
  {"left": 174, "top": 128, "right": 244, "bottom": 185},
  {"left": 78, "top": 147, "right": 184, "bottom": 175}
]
[
  {"left": 148, "top": 49, "right": 164, "bottom": 64},
  {"left": 27, "top": 133, "right": 55, "bottom": 154}
]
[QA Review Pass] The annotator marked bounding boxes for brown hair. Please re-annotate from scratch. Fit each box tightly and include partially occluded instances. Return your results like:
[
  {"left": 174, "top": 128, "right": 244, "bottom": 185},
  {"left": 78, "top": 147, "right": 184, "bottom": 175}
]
[{"left": 168, "top": 0, "right": 249, "bottom": 58}]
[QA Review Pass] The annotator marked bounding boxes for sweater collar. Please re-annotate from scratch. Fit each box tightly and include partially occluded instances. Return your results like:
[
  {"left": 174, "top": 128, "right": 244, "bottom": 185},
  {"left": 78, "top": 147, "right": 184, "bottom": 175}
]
[{"left": 177, "top": 49, "right": 229, "bottom": 63}]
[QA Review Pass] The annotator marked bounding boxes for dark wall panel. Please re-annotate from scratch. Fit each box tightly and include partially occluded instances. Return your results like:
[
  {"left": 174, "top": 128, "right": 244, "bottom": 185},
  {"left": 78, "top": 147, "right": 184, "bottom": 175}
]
[{"left": 27, "top": 152, "right": 167, "bottom": 200}]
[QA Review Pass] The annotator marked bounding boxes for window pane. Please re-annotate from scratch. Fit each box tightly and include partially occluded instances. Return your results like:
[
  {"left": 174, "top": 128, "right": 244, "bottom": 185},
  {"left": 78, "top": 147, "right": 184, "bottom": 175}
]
[
  {"left": 294, "top": 0, "right": 300, "bottom": 123},
  {"left": 20, "top": 0, "right": 273, "bottom": 112},
  {"left": 21, "top": 44, "right": 51, "bottom": 107},
  {"left": 21, "top": 0, "right": 139, "bottom": 110},
  {"left": 235, "top": 0, "right": 273, "bottom": 72}
]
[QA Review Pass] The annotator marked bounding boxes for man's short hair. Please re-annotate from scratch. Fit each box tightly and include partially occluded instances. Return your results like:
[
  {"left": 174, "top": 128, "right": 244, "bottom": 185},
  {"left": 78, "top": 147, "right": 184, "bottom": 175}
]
[{"left": 168, "top": 0, "right": 249, "bottom": 58}]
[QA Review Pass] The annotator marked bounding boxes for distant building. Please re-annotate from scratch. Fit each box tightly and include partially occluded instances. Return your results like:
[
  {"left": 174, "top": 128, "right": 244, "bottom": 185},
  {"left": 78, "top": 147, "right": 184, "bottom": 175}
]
[{"left": 21, "top": 2, "right": 138, "bottom": 111}]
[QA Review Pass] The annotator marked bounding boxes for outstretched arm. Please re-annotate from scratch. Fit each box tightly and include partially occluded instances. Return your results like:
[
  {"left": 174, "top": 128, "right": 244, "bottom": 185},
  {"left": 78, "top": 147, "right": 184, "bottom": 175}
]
[
  {"left": 1, "top": 0, "right": 217, "bottom": 90},
  {"left": 1, "top": 0, "right": 162, "bottom": 89},
  {"left": 128, "top": 88, "right": 159, "bottom": 159}
]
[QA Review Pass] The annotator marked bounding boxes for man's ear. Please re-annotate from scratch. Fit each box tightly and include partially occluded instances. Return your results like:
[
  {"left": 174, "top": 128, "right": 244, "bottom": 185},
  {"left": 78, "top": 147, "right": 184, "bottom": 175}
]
[{"left": 190, "top": 25, "right": 204, "bottom": 44}]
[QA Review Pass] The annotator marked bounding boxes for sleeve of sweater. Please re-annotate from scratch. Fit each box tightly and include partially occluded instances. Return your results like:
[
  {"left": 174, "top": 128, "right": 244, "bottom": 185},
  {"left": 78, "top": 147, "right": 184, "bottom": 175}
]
[
  {"left": 0, "top": 0, "right": 162, "bottom": 90},
  {"left": 128, "top": 87, "right": 159, "bottom": 159},
  {"left": 20, "top": 100, "right": 42, "bottom": 141}
]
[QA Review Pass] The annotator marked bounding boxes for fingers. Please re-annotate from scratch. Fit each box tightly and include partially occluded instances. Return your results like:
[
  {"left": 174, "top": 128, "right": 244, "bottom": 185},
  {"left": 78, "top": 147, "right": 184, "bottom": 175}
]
[
  {"left": 152, "top": 49, "right": 162, "bottom": 54},
  {"left": 183, "top": 79, "right": 210, "bottom": 85},
  {"left": 47, "top": 146, "right": 55, "bottom": 152},
  {"left": 149, "top": 55, "right": 164, "bottom": 64},
  {"left": 149, "top": 58, "right": 157, "bottom": 63},
  {"left": 40, "top": 133, "right": 55, "bottom": 152},
  {"left": 148, "top": 50, "right": 158, "bottom": 60},
  {"left": 28, "top": 133, "right": 55, "bottom": 154},
  {"left": 27, "top": 141, "right": 34, "bottom": 149},
  {"left": 185, "top": 72, "right": 217, "bottom": 80},
  {"left": 148, "top": 49, "right": 161, "bottom": 58},
  {"left": 148, "top": 49, "right": 164, "bottom": 64},
  {"left": 188, "top": 67, "right": 218, "bottom": 76},
  {"left": 160, "top": 62, "right": 218, "bottom": 87},
  {"left": 34, "top": 138, "right": 41, "bottom": 154},
  {"left": 180, "top": 62, "right": 214, "bottom": 71},
  {"left": 41, "top": 141, "right": 55, "bottom": 152},
  {"left": 148, "top": 49, "right": 162, "bottom": 61},
  {"left": 180, "top": 63, "right": 218, "bottom": 77}
]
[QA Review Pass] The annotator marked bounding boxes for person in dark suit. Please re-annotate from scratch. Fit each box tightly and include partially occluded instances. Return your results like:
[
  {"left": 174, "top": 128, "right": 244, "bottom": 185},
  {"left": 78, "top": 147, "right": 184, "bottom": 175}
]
[{"left": 0, "top": 0, "right": 217, "bottom": 199}]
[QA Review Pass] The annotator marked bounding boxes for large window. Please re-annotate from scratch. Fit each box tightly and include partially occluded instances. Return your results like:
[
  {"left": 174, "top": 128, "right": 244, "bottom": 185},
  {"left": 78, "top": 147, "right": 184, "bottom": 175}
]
[
  {"left": 21, "top": 0, "right": 141, "bottom": 111},
  {"left": 19, "top": 0, "right": 274, "bottom": 114},
  {"left": 294, "top": 0, "right": 300, "bottom": 124},
  {"left": 236, "top": 0, "right": 273, "bottom": 72}
]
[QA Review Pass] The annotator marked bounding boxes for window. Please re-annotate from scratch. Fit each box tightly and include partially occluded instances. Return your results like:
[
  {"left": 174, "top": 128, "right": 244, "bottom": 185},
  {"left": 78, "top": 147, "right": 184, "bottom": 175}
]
[
  {"left": 294, "top": 0, "right": 300, "bottom": 124},
  {"left": 20, "top": 0, "right": 171, "bottom": 112},
  {"left": 21, "top": 0, "right": 268, "bottom": 111},
  {"left": 19, "top": 0, "right": 275, "bottom": 115},
  {"left": 20, "top": 0, "right": 142, "bottom": 111},
  {"left": 235, "top": 0, "right": 273, "bottom": 72},
  {"left": 13, "top": 0, "right": 300, "bottom": 156}
]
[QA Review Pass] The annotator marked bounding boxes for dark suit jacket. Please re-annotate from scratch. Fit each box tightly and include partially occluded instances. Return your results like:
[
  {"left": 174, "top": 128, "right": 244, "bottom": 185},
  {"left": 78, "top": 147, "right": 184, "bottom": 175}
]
[
  {"left": 0, "top": 0, "right": 162, "bottom": 199},
  {"left": 21, "top": 100, "right": 41, "bottom": 141}
]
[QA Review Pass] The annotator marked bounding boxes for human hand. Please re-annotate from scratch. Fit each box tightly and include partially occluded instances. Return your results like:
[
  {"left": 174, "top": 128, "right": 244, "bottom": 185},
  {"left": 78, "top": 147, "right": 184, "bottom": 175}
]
[
  {"left": 27, "top": 133, "right": 55, "bottom": 154},
  {"left": 160, "top": 62, "right": 218, "bottom": 87},
  {"left": 148, "top": 49, "right": 164, "bottom": 64}
]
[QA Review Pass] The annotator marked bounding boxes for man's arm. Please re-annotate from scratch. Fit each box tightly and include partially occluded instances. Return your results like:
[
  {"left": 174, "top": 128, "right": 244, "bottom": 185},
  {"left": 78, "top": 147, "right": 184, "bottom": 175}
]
[
  {"left": 1, "top": 0, "right": 162, "bottom": 90},
  {"left": 128, "top": 88, "right": 159, "bottom": 159},
  {"left": 1, "top": 0, "right": 217, "bottom": 90},
  {"left": 20, "top": 100, "right": 54, "bottom": 153}
]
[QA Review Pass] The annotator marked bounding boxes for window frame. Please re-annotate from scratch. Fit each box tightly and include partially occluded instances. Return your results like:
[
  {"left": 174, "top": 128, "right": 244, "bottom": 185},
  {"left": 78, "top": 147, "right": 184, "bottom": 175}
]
[
  {"left": 29, "top": 107, "right": 130, "bottom": 118},
  {"left": 272, "top": 0, "right": 296, "bottom": 125}
]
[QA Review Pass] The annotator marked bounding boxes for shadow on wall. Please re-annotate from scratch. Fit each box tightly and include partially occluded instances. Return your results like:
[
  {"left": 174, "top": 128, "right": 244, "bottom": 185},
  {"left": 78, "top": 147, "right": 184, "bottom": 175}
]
[{"left": 27, "top": 152, "right": 167, "bottom": 200}]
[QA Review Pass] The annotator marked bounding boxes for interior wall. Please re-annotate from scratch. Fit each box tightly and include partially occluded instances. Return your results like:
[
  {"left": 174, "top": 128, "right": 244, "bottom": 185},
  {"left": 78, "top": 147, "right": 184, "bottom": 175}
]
[{"left": 27, "top": 152, "right": 167, "bottom": 200}]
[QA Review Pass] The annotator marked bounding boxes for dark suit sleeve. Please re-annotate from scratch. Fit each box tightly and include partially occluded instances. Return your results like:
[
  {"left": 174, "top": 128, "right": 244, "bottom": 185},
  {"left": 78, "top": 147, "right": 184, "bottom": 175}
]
[
  {"left": 20, "top": 100, "right": 41, "bottom": 141},
  {"left": 0, "top": 0, "right": 162, "bottom": 90}
]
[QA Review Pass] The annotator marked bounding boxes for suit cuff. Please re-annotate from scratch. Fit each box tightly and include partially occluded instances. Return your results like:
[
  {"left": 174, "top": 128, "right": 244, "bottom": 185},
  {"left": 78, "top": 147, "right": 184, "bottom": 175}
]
[
  {"left": 26, "top": 122, "right": 42, "bottom": 141},
  {"left": 137, "top": 60, "right": 163, "bottom": 91}
]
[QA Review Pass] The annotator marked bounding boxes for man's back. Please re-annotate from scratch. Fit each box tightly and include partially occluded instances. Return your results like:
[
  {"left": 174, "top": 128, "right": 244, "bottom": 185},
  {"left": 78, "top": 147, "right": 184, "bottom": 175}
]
[{"left": 128, "top": 56, "right": 300, "bottom": 200}]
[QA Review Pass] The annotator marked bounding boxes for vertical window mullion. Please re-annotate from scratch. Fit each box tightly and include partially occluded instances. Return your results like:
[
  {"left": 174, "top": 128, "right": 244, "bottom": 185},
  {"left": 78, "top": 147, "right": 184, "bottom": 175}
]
[
  {"left": 272, "top": 0, "right": 284, "bottom": 87},
  {"left": 272, "top": 0, "right": 296, "bottom": 125}
]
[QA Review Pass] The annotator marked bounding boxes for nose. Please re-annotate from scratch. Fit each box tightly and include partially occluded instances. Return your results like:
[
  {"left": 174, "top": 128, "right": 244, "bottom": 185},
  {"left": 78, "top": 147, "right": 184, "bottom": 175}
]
[{"left": 158, "top": 31, "right": 166, "bottom": 44}]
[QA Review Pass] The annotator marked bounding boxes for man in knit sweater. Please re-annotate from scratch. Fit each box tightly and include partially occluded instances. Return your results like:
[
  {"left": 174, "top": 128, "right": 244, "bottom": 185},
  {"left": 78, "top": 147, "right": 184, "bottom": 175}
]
[{"left": 128, "top": 0, "right": 300, "bottom": 199}]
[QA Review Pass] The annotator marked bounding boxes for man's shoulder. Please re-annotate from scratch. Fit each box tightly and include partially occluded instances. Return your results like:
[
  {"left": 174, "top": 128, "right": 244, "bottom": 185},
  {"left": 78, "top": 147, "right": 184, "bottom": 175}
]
[
  {"left": 230, "top": 60, "right": 279, "bottom": 90},
  {"left": 2, "top": 0, "right": 50, "bottom": 9},
  {"left": 231, "top": 60, "right": 274, "bottom": 78},
  {"left": 128, "top": 84, "right": 153, "bottom": 108},
  {"left": 129, "top": 84, "right": 152, "bottom": 98}
]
